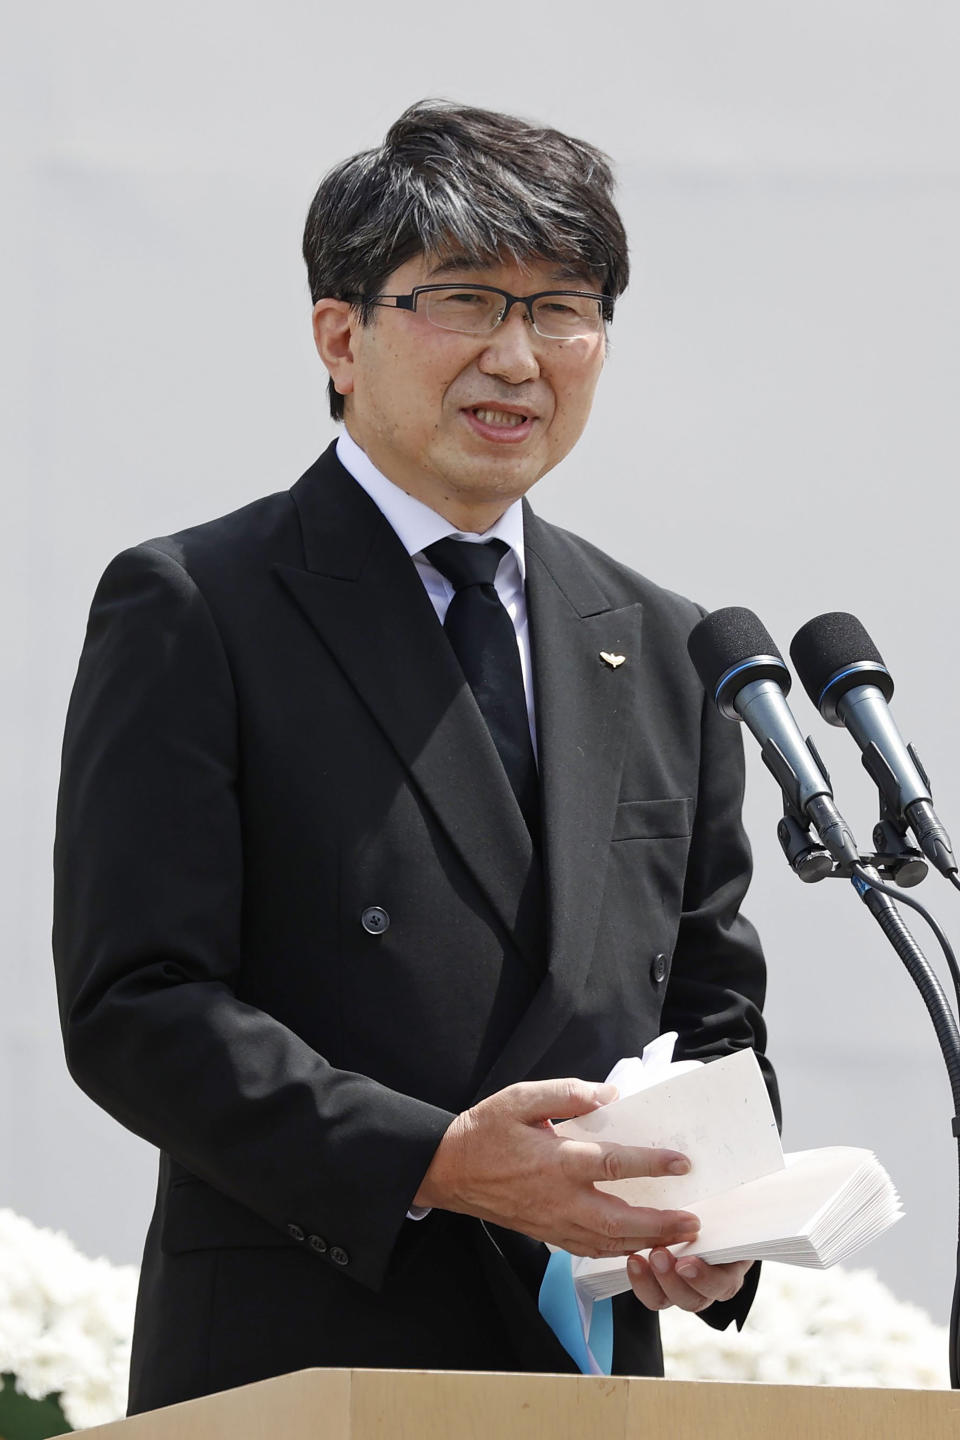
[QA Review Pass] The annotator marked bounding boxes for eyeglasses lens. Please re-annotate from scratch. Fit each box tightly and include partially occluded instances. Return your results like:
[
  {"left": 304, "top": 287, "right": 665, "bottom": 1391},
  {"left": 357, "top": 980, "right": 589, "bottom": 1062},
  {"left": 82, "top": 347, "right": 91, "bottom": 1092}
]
[
  {"left": 421, "top": 288, "right": 603, "bottom": 339},
  {"left": 530, "top": 295, "right": 604, "bottom": 339},
  {"left": 423, "top": 289, "right": 503, "bottom": 333}
]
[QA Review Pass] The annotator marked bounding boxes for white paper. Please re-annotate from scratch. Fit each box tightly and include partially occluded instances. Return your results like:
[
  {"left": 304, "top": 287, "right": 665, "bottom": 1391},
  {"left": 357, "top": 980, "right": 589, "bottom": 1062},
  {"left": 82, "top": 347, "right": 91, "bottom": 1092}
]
[
  {"left": 559, "top": 1063, "right": 902, "bottom": 1305},
  {"left": 554, "top": 1046, "right": 784, "bottom": 1209}
]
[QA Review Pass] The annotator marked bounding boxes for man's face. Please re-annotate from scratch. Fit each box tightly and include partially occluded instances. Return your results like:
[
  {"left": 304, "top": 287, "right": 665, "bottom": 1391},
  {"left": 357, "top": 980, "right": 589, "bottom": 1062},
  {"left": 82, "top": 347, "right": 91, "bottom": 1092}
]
[{"left": 314, "top": 253, "right": 607, "bottom": 529}]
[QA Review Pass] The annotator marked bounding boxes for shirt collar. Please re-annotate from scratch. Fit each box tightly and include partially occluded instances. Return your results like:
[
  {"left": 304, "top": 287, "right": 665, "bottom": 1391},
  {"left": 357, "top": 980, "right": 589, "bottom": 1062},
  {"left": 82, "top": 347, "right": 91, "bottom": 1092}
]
[{"left": 336, "top": 428, "right": 526, "bottom": 581}]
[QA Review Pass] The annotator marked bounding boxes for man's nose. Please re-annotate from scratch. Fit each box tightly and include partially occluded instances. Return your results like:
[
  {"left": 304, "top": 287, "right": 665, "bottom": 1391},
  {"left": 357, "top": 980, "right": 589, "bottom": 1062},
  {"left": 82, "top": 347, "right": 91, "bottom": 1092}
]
[{"left": 477, "top": 306, "right": 541, "bottom": 383}]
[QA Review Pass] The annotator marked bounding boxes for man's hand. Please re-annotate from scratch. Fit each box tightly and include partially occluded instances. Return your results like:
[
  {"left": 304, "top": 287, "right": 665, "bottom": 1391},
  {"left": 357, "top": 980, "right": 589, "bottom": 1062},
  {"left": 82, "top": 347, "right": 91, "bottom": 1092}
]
[
  {"left": 627, "top": 1249, "right": 754, "bottom": 1313},
  {"left": 413, "top": 1077, "right": 701, "bottom": 1257}
]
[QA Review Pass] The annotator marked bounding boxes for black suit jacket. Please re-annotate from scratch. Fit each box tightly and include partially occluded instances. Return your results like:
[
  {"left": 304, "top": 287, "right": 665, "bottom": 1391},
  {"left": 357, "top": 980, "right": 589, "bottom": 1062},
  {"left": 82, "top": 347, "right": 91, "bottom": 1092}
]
[{"left": 53, "top": 444, "right": 777, "bottom": 1412}]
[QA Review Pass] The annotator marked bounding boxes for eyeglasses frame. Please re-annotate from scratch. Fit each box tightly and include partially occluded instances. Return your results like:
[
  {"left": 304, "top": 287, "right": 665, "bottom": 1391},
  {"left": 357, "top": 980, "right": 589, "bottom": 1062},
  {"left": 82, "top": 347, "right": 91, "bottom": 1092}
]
[{"left": 353, "top": 283, "right": 614, "bottom": 338}]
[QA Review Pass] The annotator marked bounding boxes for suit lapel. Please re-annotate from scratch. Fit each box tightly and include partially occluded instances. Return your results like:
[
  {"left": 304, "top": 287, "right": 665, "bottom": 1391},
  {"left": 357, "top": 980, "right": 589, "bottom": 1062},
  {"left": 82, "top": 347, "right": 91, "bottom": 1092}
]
[
  {"left": 474, "top": 505, "right": 643, "bottom": 1096},
  {"left": 273, "top": 447, "right": 538, "bottom": 958}
]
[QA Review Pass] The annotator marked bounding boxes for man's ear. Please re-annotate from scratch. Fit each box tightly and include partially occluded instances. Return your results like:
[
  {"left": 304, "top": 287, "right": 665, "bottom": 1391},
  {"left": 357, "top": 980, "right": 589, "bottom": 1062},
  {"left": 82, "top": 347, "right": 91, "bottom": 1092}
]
[{"left": 312, "top": 299, "right": 356, "bottom": 398}]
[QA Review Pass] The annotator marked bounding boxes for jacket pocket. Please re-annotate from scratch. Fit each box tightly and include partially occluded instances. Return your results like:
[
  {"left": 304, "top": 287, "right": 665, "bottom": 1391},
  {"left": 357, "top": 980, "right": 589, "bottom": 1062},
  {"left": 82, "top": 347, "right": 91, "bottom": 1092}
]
[
  {"left": 161, "top": 1177, "right": 291, "bottom": 1255},
  {"left": 612, "top": 796, "right": 692, "bottom": 841}
]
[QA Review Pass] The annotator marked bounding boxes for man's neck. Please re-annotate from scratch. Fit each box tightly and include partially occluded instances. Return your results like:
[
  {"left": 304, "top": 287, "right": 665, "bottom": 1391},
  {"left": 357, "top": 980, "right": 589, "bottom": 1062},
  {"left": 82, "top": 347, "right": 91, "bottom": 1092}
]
[
  {"left": 416, "top": 496, "right": 510, "bottom": 535},
  {"left": 335, "top": 430, "right": 527, "bottom": 574}
]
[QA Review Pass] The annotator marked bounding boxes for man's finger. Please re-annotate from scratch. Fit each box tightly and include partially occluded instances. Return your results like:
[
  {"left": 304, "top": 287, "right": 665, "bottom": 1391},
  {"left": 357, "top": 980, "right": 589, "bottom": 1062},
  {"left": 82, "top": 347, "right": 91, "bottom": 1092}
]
[
  {"left": 647, "top": 1250, "right": 750, "bottom": 1310},
  {"left": 564, "top": 1138, "right": 692, "bottom": 1183},
  {"left": 626, "top": 1253, "right": 671, "bottom": 1311},
  {"left": 565, "top": 1200, "right": 701, "bottom": 1254},
  {"left": 672, "top": 1256, "right": 753, "bottom": 1303},
  {"left": 501, "top": 1076, "right": 618, "bottom": 1124},
  {"left": 648, "top": 1248, "right": 710, "bottom": 1310}
]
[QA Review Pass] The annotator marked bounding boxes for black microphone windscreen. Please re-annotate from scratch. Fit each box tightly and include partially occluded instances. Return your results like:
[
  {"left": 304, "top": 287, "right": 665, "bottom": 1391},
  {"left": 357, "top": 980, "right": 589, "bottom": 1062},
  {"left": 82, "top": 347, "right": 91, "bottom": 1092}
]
[
  {"left": 790, "top": 613, "right": 892, "bottom": 713},
  {"left": 687, "top": 607, "right": 787, "bottom": 694}
]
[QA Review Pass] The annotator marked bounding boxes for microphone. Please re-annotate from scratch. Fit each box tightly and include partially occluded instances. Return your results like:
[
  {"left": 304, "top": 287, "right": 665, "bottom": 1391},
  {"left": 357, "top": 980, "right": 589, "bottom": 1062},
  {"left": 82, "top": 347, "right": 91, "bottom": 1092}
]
[
  {"left": 790, "top": 612, "right": 957, "bottom": 877},
  {"left": 687, "top": 607, "right": 859, "bottom": 873}
]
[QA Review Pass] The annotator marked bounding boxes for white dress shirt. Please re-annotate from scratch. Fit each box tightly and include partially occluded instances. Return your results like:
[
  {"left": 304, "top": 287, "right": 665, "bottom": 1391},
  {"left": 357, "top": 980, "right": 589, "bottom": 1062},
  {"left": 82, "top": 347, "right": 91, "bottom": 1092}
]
[{"left": 335, "top": 429, "right": 537, "bottom": 753}]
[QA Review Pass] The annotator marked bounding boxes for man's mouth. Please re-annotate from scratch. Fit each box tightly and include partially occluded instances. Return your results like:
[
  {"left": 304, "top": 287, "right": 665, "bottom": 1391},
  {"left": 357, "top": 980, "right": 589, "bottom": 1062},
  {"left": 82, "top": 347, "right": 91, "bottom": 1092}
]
[
  {"left": 462, "top": 405, "right": 537, "bottom": 443},
  {"left": 471, "top": 407, "right": 527, "bottom": 428}
]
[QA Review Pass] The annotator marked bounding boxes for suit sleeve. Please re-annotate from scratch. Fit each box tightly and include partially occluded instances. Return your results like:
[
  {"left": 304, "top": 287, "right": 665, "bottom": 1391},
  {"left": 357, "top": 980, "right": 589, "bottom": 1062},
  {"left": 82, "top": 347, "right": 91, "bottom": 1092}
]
[
  {"left": 53, "top": 544, "right": 453, "bottom": 1291},
  {"left": 660, "top": 679, "right": 781, "bottom": 1332}
]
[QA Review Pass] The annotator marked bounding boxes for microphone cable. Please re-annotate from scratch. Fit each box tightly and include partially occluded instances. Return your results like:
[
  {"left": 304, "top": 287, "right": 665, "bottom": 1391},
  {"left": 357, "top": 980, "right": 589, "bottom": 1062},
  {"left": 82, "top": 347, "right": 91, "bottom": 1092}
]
[
  {"left": 848, "top": 864, "right": 960, "bottom": 1387},
  {"left": 850, "top": 865, "right": 960, "bottom": 1016}
]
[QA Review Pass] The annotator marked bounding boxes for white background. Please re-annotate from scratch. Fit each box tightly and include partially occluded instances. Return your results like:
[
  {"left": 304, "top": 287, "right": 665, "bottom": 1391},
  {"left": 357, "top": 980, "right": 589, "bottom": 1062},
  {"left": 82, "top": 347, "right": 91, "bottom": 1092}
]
[{"left": 3, "top": 2, "right": 960, "bottom": 1328}]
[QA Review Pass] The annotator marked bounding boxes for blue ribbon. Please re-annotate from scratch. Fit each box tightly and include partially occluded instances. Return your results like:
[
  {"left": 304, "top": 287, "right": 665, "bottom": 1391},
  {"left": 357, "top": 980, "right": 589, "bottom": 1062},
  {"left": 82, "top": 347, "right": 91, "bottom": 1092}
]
[{"left": 538, "top": 1250, "right": 613, "bottom": 1374}]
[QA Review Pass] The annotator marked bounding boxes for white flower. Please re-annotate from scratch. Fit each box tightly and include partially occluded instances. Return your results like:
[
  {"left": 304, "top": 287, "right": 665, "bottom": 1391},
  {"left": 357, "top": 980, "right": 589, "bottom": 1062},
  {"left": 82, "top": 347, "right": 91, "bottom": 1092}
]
[
  {"left": 661, "top": 1263, "right": 950, "bottom": 1388},
  {"left": 0, "top": 1209, "right": 138, "bottom": 1427}
]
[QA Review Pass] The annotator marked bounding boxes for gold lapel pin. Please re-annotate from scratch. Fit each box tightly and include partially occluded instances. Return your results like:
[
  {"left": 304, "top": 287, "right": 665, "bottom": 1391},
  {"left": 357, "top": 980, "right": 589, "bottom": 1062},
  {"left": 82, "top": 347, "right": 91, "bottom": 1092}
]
[{"left": 600, "top": 651, "right": 626, "bottom": 669}]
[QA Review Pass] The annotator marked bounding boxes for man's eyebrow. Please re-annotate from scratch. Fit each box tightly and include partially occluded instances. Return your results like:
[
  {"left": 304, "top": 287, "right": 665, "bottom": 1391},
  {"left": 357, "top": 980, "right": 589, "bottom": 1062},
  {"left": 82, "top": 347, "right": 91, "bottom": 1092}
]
[{"left": 424, "top": 255, "right": 487, "bottom": 279}]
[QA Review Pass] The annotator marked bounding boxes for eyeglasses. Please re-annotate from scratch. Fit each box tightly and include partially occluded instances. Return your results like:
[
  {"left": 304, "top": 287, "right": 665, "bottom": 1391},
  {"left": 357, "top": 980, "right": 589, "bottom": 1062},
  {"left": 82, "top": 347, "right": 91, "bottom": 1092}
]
[{"left": 355, "top": 284, "right": 613, "bottom": 340}]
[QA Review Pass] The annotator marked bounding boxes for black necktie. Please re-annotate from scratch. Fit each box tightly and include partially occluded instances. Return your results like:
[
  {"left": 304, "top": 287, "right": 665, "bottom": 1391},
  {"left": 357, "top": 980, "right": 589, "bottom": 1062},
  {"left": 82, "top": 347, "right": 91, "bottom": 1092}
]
[{"left": 424, "top": 537, "right": 539, "bottom": 840}]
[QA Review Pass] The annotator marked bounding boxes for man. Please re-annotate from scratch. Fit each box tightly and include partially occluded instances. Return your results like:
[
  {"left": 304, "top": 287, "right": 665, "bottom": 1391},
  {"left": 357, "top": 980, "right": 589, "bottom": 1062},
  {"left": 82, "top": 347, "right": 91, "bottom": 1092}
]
[{"left": 53, "top": 100, "right": 778, "bottom": 1414}]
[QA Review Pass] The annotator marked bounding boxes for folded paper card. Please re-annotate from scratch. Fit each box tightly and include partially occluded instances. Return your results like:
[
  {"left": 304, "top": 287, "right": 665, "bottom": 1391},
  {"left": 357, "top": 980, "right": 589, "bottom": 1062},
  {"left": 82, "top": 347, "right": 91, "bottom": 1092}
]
[{"left": 553, "top": 1045, "right": 902, "bottom": 1303}]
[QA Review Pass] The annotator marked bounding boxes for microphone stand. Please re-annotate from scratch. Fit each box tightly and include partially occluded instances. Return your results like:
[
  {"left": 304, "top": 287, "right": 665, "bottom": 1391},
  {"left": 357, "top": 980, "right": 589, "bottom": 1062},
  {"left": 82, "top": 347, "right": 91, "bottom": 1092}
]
[{"left": 777, "top": 792, "right": 960, "bottom": 1387}]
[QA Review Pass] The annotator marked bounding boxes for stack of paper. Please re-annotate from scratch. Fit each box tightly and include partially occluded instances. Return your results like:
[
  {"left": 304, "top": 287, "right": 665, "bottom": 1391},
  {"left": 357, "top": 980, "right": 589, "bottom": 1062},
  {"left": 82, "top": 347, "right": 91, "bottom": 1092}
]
[{"left": 552, "top": 1048, "right": 902, "bottom": 1303}]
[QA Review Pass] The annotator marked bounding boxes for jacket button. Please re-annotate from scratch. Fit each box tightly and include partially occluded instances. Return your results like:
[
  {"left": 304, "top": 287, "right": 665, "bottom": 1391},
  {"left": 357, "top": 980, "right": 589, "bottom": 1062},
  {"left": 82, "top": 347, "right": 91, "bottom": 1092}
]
[
  {"left": 286, "top": 1223, "right": 305, "bottom": 1242},
  {"left": 361, "top": 906, "right": 390, "bottom": 935},
  {"left": 650, "top": 953, "right": 669, "bottom": 984},
  {"left": 308, "top": 1234, "right": 327, "bottom": 1254},
  {"left": 329, "top": 1245, "right": 350, "bottom": 1266}
]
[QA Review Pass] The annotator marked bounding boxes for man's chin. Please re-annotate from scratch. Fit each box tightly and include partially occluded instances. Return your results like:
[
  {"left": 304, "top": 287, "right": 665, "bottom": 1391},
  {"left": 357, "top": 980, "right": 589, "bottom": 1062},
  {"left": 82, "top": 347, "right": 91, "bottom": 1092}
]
[
  {"left": 445, "top": 442, "right": 552, "bottom": 491},
  {"left": 445, "top": 465, "right": 544, "bottom": 507}
]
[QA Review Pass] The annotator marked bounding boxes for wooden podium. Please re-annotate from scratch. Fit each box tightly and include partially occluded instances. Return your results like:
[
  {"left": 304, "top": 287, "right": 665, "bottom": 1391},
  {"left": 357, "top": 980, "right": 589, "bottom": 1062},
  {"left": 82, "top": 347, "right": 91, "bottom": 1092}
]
[{"left": 77, "top": 1368, "right": 960, "bottom": 1439}]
